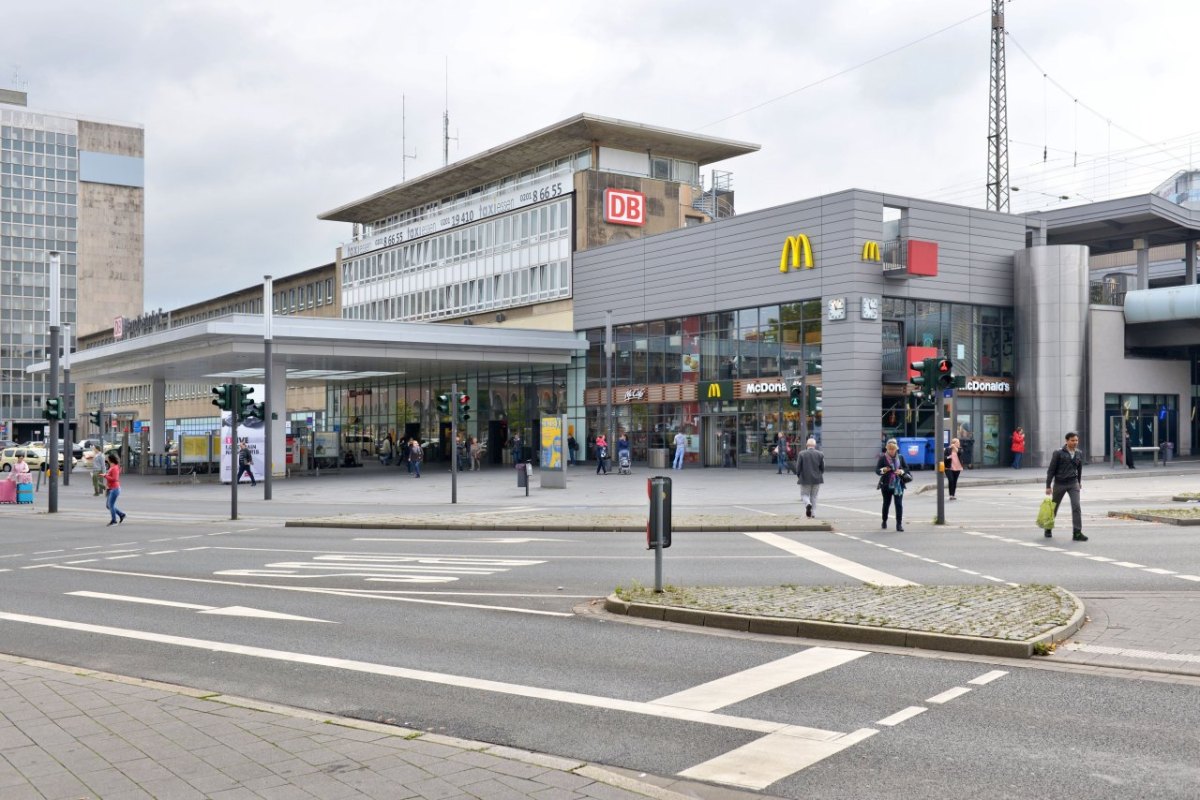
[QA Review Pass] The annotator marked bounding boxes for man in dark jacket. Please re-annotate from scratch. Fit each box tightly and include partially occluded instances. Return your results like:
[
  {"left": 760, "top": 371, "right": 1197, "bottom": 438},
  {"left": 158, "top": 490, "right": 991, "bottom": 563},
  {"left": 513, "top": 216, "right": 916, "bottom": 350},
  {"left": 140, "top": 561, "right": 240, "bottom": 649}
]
[
  {"left": 1045, "top": 431, "right": 1086, "bottom": 541},
  {"left": 795, "top": 438, "right": 825, "bottom": 518}
]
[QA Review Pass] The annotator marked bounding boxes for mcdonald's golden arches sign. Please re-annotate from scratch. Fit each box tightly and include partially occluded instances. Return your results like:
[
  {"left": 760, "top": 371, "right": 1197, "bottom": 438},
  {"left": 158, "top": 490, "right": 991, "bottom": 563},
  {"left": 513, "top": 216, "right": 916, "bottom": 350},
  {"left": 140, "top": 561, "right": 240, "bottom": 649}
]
[
  {"left": 779, "top": 234, "right": 813, "bottom": 272},
  {"left": 861, "top": 241, "right": 882, "bottom": 262},
  {"left": 699, "top": 381, "right": 733, "bottom": 400}
]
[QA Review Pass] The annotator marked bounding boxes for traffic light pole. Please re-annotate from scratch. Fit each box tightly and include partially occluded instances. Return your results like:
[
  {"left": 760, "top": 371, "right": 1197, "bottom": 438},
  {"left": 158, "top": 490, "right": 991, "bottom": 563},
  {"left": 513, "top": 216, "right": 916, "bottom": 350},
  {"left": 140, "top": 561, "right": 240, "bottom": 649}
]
[
  {"left": 63, "top": 324, "right": 71, "bottom": 487},
  {"left": 48, "top": 323, "right": 59, "bottom": 514},
  {"left": 934, "top": 379, "right": 946, "bottom": 525},
  {"left": 230, "top": 385, "right": 240, "bottom": 521},
  {"left": 798, "top": 361, "right": 809, "bottom": 446},
  {"left": 450, "top": 382, "right": 458, "bottom": 505}
]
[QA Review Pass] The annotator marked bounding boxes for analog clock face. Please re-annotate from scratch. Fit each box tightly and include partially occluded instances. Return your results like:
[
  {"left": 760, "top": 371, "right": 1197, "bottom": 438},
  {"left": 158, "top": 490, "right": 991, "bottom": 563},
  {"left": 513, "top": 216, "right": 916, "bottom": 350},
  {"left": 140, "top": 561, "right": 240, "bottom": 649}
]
[
  {"left": 861, "top": 296, "right": 879, "bottom": 319},
  {"left": 827, "top": 297, "right": 846, "bottom": 321}
]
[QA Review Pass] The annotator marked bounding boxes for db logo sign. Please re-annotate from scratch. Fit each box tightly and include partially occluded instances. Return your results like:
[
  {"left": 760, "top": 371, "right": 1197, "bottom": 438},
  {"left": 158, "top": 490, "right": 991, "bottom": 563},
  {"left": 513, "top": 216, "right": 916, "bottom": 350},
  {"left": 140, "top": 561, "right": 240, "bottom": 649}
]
[{"left": 604, "top": 188, "right": 645, "bottom": 226}]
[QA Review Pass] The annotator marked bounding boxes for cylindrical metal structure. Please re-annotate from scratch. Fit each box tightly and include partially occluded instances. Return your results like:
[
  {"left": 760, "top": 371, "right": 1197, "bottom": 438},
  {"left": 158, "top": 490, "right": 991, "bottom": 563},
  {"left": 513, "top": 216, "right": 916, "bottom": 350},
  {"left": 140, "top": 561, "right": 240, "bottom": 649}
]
[
  {"left": 1014, "top": 245, "right": 1090, "bottom": 466},
  {"left": 263, "top": 275, "right": 274, "bottom": 501}
]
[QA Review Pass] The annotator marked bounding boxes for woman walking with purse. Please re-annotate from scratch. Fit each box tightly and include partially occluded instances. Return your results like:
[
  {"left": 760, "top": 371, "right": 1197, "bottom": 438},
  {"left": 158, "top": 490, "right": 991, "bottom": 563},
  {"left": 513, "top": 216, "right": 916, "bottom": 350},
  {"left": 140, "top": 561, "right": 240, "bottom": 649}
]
[{"left": 875, "top": 438, "right": 910, "bottom": 531}]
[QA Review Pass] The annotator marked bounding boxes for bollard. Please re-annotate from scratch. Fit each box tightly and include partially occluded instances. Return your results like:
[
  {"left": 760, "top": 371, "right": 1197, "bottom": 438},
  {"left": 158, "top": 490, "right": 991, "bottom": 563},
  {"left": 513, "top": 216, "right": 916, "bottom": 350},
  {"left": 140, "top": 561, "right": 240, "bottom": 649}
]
[{"left": 647, "top": 476, "right": 672, "bottom": 592}]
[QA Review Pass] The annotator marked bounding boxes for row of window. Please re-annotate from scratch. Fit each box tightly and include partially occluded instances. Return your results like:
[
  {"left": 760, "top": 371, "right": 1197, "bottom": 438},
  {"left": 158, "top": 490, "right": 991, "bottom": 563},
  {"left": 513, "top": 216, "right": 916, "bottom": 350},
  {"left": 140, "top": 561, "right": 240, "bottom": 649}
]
[
  {"left": 366, "top": 150, "right": 588, "bottom": 233},
  {"left": 346, "top": 199, "right": 572, "bottom": 289},
  {"left": 1, "top": 199, "right": 76, "bottom": 217},
  {"left": 272, "top": 278, "right": 335, "bottom": 314},
  {"left": 0, "top": 128, "right": 77, "bottom": 148},
  {"left": 345, "top": 259, "right": 570, "bottom": 322},
  {"left": 0, "top": 187, "right": 77, "bottom": 205}
]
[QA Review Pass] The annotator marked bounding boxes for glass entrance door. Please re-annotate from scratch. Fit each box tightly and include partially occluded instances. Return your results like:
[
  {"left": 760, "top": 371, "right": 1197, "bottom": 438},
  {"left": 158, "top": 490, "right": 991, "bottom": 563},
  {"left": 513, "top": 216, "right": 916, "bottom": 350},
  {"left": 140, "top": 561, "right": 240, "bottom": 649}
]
[{"left": 702, "top": 415, "right": 739, "bottom": 467}]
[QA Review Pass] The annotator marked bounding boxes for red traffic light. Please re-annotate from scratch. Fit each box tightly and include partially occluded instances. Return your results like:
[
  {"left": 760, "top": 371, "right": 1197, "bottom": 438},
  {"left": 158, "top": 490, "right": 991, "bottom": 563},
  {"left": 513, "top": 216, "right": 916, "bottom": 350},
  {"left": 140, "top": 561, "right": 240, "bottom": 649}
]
[
  {"left": 458, "top": 394, "right": 470, "bottom": 405},
  {"left": 937, "top": 358, "right": 951, "bottom": 373}
]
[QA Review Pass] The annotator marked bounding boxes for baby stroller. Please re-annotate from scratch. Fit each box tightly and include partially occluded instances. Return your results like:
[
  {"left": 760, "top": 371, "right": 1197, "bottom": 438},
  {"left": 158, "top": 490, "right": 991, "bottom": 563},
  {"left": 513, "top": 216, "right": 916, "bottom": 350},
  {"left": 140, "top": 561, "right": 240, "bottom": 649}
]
[{"left": 617, "top": 450, "right": 632, "bottom": 475}]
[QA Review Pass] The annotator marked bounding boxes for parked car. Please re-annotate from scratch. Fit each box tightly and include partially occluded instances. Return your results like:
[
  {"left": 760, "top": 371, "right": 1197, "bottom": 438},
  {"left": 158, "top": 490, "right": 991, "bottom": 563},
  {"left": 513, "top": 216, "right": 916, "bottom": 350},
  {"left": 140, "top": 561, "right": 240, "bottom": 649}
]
[{"left": 0, "top": 446, "right": 77, "bottom": 472}]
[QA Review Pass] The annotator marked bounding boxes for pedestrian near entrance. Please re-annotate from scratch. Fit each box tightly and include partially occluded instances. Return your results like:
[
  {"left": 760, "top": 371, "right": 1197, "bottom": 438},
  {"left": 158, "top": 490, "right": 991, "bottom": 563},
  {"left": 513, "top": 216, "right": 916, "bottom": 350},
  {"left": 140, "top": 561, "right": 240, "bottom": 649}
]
[
  {"left": 1124, "top": 420, "right": 1137, "bottom": 469},
  {"left": 236, "top": 442, "right": 256, "bottom": 487},
  {"left": 104, "top": 453, "right": 125, "bottom": 526},
  {"left": 944, "top": 438, "right": 964, "bottom": 500},
  {"left": 876, "top": 438, "right": 909, "bottom": 531},
  {"left": 595, "top": 434, "right": 609, "bottom": 474},
  {"left": 409, "top": 439, "right": 423, "bottom": 478},
  {"left": 1045, "top": 431, "right": 1086, "bottom": 541},
  {"left": 567, "top": 434, "right": 578, "bottom": 466},
  {"left": 672, "top": 430, "right": 687, "bottom": 469},
  {"left": 774, "top": 432, "right": 791, "bottom": 475},
  {"left": 795, "top": 438, "right": 824, "bottom": 518},
  {"left": 469, "top": 437, "right": 482, "bottom": 471},
  {"left": 1010, "top": 426, "right": 1025, "bottom": 469}
]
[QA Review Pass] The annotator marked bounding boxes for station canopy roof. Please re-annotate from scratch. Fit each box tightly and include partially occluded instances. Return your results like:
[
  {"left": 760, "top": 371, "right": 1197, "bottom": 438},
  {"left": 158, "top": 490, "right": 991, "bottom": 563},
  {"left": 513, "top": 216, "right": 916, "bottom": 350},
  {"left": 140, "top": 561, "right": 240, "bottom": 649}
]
[
  {"left": 39, "top": 316, "right": 586, "bottom": 385},
  {"left": 1033, "top": 192, "right": 1200, "bottom": 257},
  {"left": 318, "top": 112, "right": 761, "bottom": 224}
]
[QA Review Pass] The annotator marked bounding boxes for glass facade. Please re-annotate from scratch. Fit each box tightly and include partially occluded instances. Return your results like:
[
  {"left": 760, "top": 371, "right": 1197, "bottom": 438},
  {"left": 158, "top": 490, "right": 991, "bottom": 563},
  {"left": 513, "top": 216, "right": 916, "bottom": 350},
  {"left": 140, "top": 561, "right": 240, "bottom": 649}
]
[
  {"left": 582, "top": 301, "right": 823, "bottom": 468},
  {"left": 0, "top": 113, "right": 79, "bottom": 437},
  {"left": 326, "top": 364, "right": 571, "bottom": 467},
  {"left": 342, "top": 197, "right": 572, "bottom": 322},
  {"left": 880, "top": 297, "right": 1016, "bottom": 466}
]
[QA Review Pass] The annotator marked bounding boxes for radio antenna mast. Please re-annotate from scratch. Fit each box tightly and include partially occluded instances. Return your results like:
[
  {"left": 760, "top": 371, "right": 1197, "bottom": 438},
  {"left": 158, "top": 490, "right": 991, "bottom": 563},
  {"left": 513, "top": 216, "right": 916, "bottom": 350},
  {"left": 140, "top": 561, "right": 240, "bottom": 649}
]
[
  {"left": 402, "top": 95, "right": 417, "bottom": 181},
  {"left": 442, "top": 58, "right": 457, "bottom": 166},
  {"left": 985, "top": 0, "right": 1010, "bottom": 212}
]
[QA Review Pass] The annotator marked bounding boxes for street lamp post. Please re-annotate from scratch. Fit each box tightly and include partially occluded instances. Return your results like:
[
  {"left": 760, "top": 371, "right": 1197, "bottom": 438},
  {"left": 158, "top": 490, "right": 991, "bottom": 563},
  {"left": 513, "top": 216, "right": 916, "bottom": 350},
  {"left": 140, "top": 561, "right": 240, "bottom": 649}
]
[
  {"left": 47, "top": 252, "right": 61, "bottom": 513},
  {"left": 263, "top": 275, "right": 273, "bottom": 501}
]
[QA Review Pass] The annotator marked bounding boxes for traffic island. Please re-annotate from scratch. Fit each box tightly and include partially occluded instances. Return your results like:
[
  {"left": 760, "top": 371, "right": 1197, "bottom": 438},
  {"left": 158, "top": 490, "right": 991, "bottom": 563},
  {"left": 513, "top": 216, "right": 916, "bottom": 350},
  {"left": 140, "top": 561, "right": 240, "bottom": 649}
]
[
  {"left": 1108, "top": 508, "right": 1200, "bottom": 525},
  {"left": 605, "top": 584, "right": 1084, "bottom": 658}
]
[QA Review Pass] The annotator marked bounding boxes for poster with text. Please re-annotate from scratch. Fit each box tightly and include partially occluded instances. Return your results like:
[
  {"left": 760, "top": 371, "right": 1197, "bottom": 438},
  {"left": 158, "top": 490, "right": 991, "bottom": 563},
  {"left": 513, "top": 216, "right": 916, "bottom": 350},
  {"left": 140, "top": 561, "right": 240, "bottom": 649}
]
[{"left": 219, "top": 411, "right": 265, "bottom": 484}]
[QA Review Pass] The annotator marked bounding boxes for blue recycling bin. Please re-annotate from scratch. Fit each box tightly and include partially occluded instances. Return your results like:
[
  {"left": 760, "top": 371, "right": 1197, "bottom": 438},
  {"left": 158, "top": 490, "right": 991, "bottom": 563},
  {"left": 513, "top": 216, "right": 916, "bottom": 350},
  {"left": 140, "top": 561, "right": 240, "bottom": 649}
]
[{"left": 896, "top": 437, "right": 927, "bottom": 469}]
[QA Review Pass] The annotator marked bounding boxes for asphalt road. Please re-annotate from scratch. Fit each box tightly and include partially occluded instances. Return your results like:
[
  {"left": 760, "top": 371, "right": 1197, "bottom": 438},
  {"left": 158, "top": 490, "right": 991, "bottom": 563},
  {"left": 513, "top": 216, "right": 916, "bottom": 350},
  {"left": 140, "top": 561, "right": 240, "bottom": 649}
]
[{"left": 1, "top": 468, "right": 1198, "bottom": 798}]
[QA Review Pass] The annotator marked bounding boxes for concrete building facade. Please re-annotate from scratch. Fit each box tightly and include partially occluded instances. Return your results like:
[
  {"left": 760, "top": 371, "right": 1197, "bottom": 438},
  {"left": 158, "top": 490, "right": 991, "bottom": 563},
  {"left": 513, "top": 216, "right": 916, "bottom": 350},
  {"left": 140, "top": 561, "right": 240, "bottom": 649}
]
[{"left": 1, "top": 90, "right": 143, "bottom": 443}]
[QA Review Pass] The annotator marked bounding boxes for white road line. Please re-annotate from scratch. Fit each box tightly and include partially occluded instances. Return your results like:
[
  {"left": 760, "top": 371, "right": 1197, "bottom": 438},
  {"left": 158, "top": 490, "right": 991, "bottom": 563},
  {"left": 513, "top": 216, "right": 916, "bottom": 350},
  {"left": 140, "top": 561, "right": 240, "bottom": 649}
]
[
  {"left": 652, "top": 648, "right": 869, "bottom": 712},
  {"left": 1086, "top": 556, "right": 1115, "bottom": 562},
  {"left": 49, "top": 565, "right": 573, "bottom": 617},
  {"left": 1112, "top": 562, "right": 1145, "bottom": 568},
  {"left": 357, "top": 537, "right": 567, "bottom": 544},
  {"left": 69, "top": 591, "right": 208, "bottom": 610},
  {"left": 967, "top": 670, "right": 1008, "bottom": 685},
  {"left": 1143, "top": 568, "right": 1176, "bottom": 575},
  {"left": 1060, "top": 643, "right": 1200, "bottom": 665},
  {"left": 105, "top": 555, "right": 140, "bottom": 560},
  {"left": 1179, "top": 575, "right": 1200, "bottom": 582},
  {"left": 64, "top": 559, "right": 98, "bottom": 565},
  {"left": 733, "top": 505, "right": 777, "bottom": 517},
  {"left": 744, "top": 532, "right": 917, "bottom": 587},
  {"left": 146, "top": 551, "right": 177, "bottom": 556},
  {"left": 875, "top": 706, "right": 927, "bottom": 726},
  {"left": 926, "top": 687, "right": 972, "bottom": 704},
  {"left": 32, "top": 549, "right": 64, "bottom": 555},
  {"left": 679, "top": 728, "right": 877, "bottom": 789},
  {"left": 0, "top": 610, "right": 841, "bottom": 737}
]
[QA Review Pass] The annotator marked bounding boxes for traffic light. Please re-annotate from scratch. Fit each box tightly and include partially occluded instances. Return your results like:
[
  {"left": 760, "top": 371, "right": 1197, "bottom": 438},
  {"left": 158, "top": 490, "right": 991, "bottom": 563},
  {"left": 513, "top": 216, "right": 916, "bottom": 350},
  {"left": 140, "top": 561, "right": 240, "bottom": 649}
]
[
  {"left": 212, "top": 384, "right": 233, "bottom": 411},
  {"left": 910, "top": 359, "right": 929, "bottom": 396},
  {"left": 240, "top": 387, "right": 264, "bottom": 420},
  {"left": 936, "top": 358, "right": 955, "bottom": 390},
  {"left": 89, "top": 410, "right": 102, "bottom": 428},
  {"left": 42, "top": 396, "right": 64, "bottom": 421},
  {"left": 457, "top": 393, "right": 471, "bottom": 421},
  {"left": 436, "top": 393, "right": 451, "bottom": 416},
  {"left": 806, "top": 385, "right": 823, "bottom": 415},
  {"left": 789, "top": 384, "right": 803, "bottom": 408}
]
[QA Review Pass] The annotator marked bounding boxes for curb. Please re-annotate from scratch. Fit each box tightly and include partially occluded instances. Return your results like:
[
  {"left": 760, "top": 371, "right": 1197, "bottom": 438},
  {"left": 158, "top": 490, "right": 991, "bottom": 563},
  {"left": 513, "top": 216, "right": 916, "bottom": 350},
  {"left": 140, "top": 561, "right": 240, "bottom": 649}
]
[
  {"left": 1107, "top": 510, "right": 1200, "bottom": 526},
  {"left": 603, "top": 589, "right": 1087, "bottom": 659},
  {"left": 285, "top": 519, "right": 834, "bottom": 532}
]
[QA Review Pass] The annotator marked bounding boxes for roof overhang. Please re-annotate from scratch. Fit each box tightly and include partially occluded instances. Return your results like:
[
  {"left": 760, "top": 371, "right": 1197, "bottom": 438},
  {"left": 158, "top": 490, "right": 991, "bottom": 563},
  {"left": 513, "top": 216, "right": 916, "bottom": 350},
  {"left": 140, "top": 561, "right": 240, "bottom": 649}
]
[
  {"left": 31, "top": 315, "right": 587, "bottom": 384},
  {"left": 1031, "top": 194, "right": 1200, "bottom": 256},
  {"left": 318, "top": 113, "right": 760, "bottom": 223}
]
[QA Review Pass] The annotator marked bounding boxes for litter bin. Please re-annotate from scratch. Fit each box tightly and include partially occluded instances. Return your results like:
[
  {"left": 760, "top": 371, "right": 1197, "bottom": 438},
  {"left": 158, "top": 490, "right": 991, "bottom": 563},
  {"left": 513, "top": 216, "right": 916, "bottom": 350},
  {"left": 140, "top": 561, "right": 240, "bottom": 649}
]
[
  {"left": 516, "top": 461, "right": 529, "bottom": 488},
  {"left": 648, "top": 448, "right": 668, "bottom": 469},
  {"left": 1161, "top": 442, "right": 1174, "bottom": 463},
  {"left": 895, "top": 437, "right": 927, "bottom": 469}
]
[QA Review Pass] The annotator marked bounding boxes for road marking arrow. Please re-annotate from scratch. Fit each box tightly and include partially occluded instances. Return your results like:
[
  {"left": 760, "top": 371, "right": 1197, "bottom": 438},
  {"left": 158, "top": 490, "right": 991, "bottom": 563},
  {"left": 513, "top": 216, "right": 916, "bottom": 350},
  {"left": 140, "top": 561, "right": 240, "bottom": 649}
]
[{"left": 66, "top": 591, "right": 334, "bottom": 623}]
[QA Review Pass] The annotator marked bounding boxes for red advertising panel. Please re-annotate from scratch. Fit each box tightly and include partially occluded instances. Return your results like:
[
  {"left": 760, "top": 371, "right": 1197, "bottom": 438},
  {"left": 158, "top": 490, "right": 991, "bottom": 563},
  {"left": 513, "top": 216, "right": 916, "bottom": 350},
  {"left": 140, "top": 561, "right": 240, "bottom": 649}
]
[{"left": 604, "top": 188, "right": 646, "bottom": 226}]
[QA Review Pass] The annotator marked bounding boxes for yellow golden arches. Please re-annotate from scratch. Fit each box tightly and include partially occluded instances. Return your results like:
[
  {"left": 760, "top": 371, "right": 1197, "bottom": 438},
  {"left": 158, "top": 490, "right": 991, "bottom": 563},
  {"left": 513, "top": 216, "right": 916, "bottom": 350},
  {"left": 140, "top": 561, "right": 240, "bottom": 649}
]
[
  {"left": 779, "top": 234, "right": 814, "bottom": 272},
  {"left": 707, "top": 383, "right": 722, "bottom": 399},
  {"left": 862, "top": 240, "right": 882, "bottom": 262}
]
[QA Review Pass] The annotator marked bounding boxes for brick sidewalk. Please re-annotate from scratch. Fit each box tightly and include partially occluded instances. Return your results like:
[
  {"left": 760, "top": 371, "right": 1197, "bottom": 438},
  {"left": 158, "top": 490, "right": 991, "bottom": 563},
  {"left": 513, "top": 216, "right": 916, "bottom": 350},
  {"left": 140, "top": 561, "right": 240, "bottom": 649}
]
[{"left": 0, "top": 655, "right": 691, "bottom": 800}]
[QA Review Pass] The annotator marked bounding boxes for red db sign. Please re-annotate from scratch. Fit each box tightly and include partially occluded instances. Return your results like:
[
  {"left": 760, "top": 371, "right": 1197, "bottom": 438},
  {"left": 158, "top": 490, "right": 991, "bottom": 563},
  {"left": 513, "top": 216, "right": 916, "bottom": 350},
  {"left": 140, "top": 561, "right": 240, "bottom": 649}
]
[{"left": 604, "top": 188, "right": 645, "bottom": 226}]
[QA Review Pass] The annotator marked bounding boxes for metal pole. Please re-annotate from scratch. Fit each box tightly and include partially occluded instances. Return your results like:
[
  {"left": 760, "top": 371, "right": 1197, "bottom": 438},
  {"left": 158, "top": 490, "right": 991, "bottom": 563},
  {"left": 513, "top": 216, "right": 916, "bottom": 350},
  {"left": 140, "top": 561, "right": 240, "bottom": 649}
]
[
  {"left": 47, "top": 252, "right": 60, "bottom": 513},
  {"left": 451, "top": 381, "right": 458, "bottom": 504},
  {"left": 604, "top": 310, "right": 614, "bottom": 452},
  {"left": 934, "top": 370, "right": 946, "bottom": 525},
  {"left": 230, "top": 385, "right": 239, "bottom": 521},
  {"left": 263, "top": 275, "right": 273, "bottom": 501},
  {"left": 653, "top": 485, "right": 664, "bottom": 593},
  {"left": 62, "top": 323, "right": 72, "bottom": 486},
  {"left": 798, "top": 360, "right": 808, "bottom": 446}
]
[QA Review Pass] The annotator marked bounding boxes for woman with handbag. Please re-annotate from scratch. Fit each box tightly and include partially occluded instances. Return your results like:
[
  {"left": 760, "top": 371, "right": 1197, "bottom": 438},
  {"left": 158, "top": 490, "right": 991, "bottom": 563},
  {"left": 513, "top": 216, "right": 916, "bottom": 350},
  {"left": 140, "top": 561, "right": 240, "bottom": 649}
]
[
  {"left": 875, "top": 438, "right": 909, "bottom": 531},
  {"left": 944, "top": 438, "right": 964, "bottom": 500}
]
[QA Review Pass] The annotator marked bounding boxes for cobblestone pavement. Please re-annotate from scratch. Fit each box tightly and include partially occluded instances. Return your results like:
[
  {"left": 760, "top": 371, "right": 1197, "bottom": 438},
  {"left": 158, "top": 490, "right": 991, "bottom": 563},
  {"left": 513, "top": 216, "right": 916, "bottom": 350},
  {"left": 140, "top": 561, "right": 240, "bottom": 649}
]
[{"left": 0, "top": 655, "right": 699, "bottom": 800}]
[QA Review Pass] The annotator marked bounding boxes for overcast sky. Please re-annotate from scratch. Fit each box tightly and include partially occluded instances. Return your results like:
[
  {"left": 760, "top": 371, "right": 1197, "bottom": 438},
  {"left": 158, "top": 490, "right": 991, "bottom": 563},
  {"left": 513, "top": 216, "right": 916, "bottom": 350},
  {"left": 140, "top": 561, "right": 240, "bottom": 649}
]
[{"left": 5, "top": 0, "right": 1199, "bottom": 311}]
